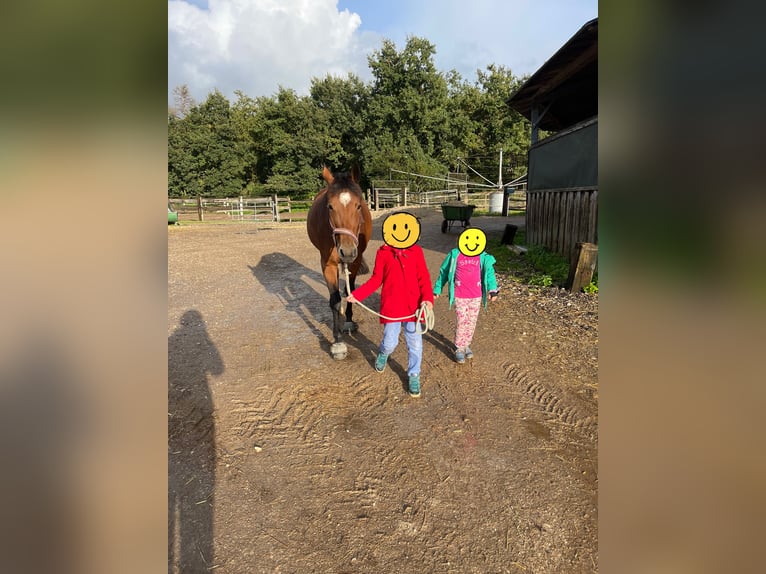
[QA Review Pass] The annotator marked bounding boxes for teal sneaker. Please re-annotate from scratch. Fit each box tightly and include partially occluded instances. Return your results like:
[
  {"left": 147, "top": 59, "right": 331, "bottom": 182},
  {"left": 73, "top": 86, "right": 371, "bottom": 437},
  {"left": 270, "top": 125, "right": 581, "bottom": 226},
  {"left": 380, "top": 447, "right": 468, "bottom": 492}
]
[
  {"left": 455, "top": 349, "right": 466, "bottom": 364},
  {"left": 465, "top": 347, "right": 474, "bottom": 360},
  {"left": 374, "top": 353, "right": 389, "bottom": 373},
  {"left": 408, "top": 374, "right": 421, "bottom": 397}
]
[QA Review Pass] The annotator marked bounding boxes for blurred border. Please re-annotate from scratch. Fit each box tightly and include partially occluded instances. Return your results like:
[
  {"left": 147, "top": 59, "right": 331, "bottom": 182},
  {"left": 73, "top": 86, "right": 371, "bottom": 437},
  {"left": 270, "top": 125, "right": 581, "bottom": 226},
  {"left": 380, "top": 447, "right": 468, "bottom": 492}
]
[
  {"left": 0, "top": 1, "right": 167, "bottom": 572},
  {"left": 601, "top": 0, "right": 765, "bottom": 572}
]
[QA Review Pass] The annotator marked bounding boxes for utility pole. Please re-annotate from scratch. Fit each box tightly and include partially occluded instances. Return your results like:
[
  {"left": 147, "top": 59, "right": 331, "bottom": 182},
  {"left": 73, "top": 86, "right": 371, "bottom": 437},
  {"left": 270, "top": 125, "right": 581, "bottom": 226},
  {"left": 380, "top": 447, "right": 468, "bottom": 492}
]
[
  {"left": 498, "top": 148, "right": 503, "bottom": 192},
  {"left": 499, "top": 148, "right": 508, "bottom": 217}
]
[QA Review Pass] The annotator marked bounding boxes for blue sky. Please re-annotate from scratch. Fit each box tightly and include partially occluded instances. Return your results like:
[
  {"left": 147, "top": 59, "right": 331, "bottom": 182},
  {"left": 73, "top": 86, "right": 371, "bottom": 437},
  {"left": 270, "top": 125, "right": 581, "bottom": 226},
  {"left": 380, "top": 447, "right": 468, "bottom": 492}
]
[{"left": 169, "top": 0, "right": 597, "bottom": 105}]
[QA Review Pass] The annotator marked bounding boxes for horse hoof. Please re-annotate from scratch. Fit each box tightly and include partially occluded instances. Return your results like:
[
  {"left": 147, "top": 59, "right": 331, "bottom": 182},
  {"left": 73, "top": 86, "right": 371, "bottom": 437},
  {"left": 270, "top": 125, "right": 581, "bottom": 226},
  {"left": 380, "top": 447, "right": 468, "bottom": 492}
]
[
  {"left": 330, "top": 342, "right": 348, "bottom": 360},
  {"left": 342, "top": 321, "right": 358, "bottom": 334}
]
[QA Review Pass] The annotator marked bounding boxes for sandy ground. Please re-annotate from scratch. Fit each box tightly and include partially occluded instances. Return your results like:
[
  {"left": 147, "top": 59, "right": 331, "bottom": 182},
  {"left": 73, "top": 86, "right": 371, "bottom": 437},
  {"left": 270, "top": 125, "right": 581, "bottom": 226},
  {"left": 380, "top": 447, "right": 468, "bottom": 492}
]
[{"left": 168, "top": 206, "right": 598, "bottom": 573}]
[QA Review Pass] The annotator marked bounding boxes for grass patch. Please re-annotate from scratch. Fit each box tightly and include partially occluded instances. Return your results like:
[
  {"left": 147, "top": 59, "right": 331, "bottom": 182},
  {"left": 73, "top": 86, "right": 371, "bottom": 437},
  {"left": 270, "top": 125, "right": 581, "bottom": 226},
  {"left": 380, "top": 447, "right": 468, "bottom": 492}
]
[{"left": 486, "top": 229, "right": 597, "bottom": 293}]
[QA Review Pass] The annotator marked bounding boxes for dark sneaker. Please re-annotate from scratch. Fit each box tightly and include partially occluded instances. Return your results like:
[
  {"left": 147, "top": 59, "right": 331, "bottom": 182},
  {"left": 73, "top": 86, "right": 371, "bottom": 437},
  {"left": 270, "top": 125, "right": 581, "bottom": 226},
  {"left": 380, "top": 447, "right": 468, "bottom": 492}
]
[
  {"left": 465, "top": 347, "right": 474, "bottom": 360},
  {"left": 374, "top": 353, "right": 389, "bottom": 373},
  {"left": 408, "top": 375, "right": 421, "bottom": 397},
  {"left": 455, "top": 349, "right": 466, "bottom": 364}
]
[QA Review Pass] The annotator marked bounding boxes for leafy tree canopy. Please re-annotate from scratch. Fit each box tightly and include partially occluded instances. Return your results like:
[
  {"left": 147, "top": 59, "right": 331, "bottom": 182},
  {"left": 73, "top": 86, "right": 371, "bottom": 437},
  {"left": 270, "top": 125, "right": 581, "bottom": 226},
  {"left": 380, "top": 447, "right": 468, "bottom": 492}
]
[{"left": 168, "top": 37, "right": 530, "bottom": 199}]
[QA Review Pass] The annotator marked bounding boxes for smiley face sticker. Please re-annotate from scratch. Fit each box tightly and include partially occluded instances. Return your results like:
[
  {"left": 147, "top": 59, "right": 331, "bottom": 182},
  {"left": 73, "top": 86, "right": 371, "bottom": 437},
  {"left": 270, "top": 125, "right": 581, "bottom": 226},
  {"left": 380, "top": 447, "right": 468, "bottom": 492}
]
[
  {"left": 381, "top": 212, "right": 421, "bottom": 249},
  {"left": 458, "top": 227, "right": 488, "bottom": 257}
]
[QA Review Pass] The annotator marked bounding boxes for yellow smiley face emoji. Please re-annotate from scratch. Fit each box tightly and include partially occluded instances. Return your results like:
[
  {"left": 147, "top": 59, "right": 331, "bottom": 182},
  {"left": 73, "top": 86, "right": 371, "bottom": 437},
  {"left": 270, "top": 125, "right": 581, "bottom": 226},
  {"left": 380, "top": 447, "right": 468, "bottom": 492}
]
[
  {"left": 458, "top": 227, "right": 487, "bottom": 256},
  {"left": 381, "top": 212, "right": 421, "bottom": 249}
]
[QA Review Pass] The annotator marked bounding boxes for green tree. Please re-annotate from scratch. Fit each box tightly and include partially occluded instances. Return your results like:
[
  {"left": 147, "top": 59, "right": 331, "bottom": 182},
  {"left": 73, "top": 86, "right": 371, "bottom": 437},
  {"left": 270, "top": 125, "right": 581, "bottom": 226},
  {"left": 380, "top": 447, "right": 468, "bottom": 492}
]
[
  {"left": 468, "top": 65, "right": 530, "bottom": 181},
  {"left": 168, "top": 38, "right": 535, "bottom": 200},
  {"left": 167, "top": 90, "right": 247, "bottom": 198},
  {"left": 363, "top": 36, "right": 451, "bottom": 187},
  {"left": 443, "top": 70, "right": 484, "bottom": 168},
  {"left": 309, "top": 73, "right": 370, "bottom": 176},
  {"left": 247, "top": 87, "right": 330, "bottom": 197},
  {"left": 230, "top": 90, "right": 262, "bottom": 195}
]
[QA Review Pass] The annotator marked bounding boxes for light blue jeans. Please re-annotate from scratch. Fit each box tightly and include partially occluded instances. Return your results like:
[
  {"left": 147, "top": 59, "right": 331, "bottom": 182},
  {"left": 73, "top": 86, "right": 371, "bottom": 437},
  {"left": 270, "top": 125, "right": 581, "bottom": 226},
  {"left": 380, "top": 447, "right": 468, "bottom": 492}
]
[{"left": 380, "top": 321, "right": 422, "bottom": 376}]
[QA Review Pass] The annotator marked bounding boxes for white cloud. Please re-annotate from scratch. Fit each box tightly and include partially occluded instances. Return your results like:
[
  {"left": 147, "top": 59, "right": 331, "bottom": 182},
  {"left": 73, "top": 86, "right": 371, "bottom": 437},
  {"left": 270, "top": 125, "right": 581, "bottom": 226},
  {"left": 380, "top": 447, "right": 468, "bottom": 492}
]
[
  {"left": 168, "top": 0, "right": 598, "bottom": 105},
  {"left": 168, "top": 0, "right": 378, "bottom": 104},
  {"left": 389, "top": 0, "right": 597, "bottom": 80}
]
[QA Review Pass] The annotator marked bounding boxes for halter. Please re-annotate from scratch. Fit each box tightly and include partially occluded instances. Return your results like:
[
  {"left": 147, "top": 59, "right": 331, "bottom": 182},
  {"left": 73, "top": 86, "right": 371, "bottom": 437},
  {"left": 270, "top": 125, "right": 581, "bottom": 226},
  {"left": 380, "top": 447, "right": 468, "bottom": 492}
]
[
  {"left": 330, "top": 220, "right": 360, "bottom": 246},
  {"left": 327, "top": 192, "right": 362, "bottom": 247}
]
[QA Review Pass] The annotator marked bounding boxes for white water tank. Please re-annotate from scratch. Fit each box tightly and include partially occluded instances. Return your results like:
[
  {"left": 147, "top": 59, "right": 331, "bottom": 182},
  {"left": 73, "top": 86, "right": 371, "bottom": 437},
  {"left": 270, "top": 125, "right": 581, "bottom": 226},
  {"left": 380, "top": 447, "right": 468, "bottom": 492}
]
[{"left": 489, "top": 191, "right": 503, "bottom": 214}]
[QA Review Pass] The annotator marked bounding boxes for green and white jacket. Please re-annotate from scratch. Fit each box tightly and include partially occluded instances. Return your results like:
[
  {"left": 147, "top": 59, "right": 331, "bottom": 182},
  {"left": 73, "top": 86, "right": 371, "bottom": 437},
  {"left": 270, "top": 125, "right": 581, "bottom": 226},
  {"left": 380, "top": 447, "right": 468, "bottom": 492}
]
[{"left": 433, "top": 249, "right": 499, "bottom": 309}]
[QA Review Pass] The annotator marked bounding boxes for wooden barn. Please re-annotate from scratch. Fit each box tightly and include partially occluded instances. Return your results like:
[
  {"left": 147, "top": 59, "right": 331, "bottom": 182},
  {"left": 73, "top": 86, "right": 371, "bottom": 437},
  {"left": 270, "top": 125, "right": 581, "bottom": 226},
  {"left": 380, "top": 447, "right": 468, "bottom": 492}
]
[{"left": 507, "top": 18, "right": 598, "bottom": 268}]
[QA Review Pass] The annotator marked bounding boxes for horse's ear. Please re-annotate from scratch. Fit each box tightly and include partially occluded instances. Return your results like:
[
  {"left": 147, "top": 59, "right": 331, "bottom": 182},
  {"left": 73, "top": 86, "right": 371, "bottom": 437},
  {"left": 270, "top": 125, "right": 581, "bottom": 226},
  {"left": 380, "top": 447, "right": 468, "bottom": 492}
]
[
  {"left": 322, "top": 165, "right": 334, "bottom": 185},
  {"left": 350, "top": 164, "right": 361, "bottom": 184}
]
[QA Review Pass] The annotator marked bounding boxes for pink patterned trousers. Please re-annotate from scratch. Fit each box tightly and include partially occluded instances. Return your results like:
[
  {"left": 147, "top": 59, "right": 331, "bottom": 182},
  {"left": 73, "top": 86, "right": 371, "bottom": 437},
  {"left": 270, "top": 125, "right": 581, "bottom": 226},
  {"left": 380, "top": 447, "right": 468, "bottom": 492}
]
[{"left": 454, "top": 297, "right": 482, "bottom": 349}]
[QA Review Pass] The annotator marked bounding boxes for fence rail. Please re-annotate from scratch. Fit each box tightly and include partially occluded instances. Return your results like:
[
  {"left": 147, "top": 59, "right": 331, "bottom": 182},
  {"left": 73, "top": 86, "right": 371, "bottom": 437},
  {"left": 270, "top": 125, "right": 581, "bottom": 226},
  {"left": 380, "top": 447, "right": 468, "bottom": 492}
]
[
  {"left": 170, "top": 195, "right": 302, "bottom": 222},
  {"left": 367, "top": 185, "right": 527, "bottom": 213},
  {"left": 169, "top": 186, "right": 528, "bottom": 223}
]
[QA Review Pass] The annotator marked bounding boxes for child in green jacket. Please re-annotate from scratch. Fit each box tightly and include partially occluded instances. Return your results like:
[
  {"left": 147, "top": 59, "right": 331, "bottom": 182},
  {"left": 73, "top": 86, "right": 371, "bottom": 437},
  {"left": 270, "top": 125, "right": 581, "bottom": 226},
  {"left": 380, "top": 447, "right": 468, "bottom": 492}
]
[{"left": 433, "top": 227, "right": 498, "bottom": 363}]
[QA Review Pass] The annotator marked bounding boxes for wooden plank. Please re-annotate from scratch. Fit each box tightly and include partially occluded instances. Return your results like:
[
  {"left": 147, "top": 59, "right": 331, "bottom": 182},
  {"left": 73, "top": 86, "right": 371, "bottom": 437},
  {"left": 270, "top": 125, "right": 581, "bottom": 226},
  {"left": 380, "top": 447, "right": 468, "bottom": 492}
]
[
  {"left": 552, "top": 192, "right": 559, "bottom": 252},
  {"left": 592, "top": 189, "right": 599, "bottom": 244},
  {"left": 572, "top": 191, "right": 582, "bottom": 260},
  {"left": 537, "top": 192, "right": 543, "bottom": 246},
  {"left": 558, "top": 193, "right": 566, "bottom": 256},
  {"left": 527, "top": 192, "right": 536, "bottom": 245},
  {"left": 588, "top": 189, "right": 598, "bottom": 243},
  {"left": 563, "top": 190, "right": 572, "bottom": 261},
  {"left": 544, "top": 192, "right": 551, "bottom": 250},
  {"left": 556, "top": 193, "right": 567, "bottom": 254},
  {"left": 548, "top": 193, "right": 560, "bottom": 253},
  {"left": 552, "top": 192, "right": 560, "bottom": 255},
  {"left": 542, "top": 191, "right": 549, "bottom": 249},
  {"left": 580, "top": 191, "right": 589, "bottom": 244}
]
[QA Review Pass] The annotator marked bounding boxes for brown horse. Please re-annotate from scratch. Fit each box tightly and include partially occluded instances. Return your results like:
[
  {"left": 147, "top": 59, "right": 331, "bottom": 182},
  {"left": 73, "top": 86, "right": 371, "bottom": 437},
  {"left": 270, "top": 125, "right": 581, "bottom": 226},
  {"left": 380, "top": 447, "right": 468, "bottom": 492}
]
[{"left": 307, "top": 166, "right": 373, "bottom": 359}]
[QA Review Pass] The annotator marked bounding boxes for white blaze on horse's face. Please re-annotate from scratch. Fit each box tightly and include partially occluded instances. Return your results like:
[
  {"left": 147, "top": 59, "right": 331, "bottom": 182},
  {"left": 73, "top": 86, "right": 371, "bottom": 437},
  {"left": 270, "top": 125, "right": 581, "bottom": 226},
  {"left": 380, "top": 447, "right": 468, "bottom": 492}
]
[{"left": 328, "top": 190, "right": 360, "bottom": 264}]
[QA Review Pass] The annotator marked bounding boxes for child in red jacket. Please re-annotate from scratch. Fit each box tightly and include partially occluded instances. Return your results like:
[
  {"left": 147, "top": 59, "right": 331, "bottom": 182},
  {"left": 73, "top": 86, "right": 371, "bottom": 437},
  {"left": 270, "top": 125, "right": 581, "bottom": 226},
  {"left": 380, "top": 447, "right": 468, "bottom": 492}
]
[{"left": 346, "top": 212, "right": 434, "bottom": 397}]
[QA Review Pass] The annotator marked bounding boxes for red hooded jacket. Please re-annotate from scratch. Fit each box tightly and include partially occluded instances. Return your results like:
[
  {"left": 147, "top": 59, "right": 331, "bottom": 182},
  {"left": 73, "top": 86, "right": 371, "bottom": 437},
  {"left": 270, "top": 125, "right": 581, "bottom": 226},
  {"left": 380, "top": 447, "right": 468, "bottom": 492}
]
[{"left": 350, "top": 244, "right": 434, "bottom": 323}]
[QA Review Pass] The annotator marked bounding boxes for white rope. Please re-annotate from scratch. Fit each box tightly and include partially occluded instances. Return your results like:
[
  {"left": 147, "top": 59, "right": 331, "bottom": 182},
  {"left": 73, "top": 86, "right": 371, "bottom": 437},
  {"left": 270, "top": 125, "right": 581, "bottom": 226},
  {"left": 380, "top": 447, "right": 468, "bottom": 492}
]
[
  {"left": 342, "top": 265, "right": 434, "bottom": 335},
  {"left": 457, "top": 157, "right": 497, "bottom": 186},
  {"left": 387, "top": 167, "right": 497, "bottom": 189}
]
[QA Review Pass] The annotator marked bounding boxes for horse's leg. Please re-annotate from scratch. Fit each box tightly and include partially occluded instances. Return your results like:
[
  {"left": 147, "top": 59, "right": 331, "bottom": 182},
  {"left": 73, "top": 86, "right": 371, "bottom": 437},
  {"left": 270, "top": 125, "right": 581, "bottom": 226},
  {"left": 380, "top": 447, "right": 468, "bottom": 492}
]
[
  {"left": 323, "top": 260, "right": 347, "bottom": 359},
  {"left": 333, "top": 262, "right": 357, "bottom": 333},
  {"left": 344, "top": 269, "right": 357, "bottom": 331}
]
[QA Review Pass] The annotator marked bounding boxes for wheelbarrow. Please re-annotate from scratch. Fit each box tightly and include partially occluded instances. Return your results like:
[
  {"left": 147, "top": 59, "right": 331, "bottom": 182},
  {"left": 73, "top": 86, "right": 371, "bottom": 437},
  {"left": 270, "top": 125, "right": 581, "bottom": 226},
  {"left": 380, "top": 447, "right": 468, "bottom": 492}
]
[{"left": 440, "top": 202, "right": 476, "bottom": 233}]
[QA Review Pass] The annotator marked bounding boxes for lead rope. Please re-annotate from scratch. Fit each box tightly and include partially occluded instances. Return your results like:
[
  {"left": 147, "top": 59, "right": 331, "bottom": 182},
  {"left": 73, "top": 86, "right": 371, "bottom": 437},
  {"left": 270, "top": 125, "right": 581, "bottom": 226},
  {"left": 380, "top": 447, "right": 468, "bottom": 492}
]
[{"left": 342, "top": 265, "right": 434, "bottom": 335}]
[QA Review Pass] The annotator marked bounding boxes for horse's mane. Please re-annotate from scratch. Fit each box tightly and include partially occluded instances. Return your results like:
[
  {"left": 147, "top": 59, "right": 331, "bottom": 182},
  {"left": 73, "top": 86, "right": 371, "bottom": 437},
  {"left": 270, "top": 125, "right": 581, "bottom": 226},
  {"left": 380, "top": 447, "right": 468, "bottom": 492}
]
[{"left": 328, "top": 172, "right": 362, "bottom": 196}]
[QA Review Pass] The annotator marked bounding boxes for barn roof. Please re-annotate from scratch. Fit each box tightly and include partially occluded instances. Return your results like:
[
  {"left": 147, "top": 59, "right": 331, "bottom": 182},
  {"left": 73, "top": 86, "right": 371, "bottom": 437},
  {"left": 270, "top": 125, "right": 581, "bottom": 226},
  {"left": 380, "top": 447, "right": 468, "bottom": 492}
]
[{"left": 507, "top": 18, "right": 597, "bottom": 132}]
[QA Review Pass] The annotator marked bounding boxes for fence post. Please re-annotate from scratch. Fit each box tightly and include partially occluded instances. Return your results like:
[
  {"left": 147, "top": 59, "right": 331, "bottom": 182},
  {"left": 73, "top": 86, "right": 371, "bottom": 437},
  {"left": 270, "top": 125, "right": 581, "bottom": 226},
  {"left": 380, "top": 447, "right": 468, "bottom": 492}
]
[
  {"left": 403, "top": 186, "right": 408, "bottom": 207},
  {"left": 374, "top": 187, "right": 379, "bottom": 211},
  {"left": 197, "top": 195, "right": 204, "bottom": 221},
  {"left": 272, "top": 195, "right": 279, "bottom": 222},
  {"left": 566, "top": 242, "right": 598, "bottom": 292},
  {"left": 239, "top": 196, "right": 244, "bottom": 220}
]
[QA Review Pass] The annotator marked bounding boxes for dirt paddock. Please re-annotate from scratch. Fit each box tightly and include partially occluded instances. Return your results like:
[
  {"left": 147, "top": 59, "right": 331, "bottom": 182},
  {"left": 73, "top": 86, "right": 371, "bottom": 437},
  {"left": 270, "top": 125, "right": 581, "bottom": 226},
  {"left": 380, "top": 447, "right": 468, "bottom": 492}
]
[{"left": 168, "top": 207, "right": 598, "bottom": 573}]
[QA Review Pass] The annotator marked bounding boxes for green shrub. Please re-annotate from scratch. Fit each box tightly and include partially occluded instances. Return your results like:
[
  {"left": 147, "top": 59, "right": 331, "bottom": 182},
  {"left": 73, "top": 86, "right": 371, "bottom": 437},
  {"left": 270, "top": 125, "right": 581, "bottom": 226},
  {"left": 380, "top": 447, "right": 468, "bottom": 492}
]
[
  {"left": 529, "top": 274, "right": 553, "bottom": 288},
  {"left": 582, "top": 281, "right": 599, "bottom": 294}
]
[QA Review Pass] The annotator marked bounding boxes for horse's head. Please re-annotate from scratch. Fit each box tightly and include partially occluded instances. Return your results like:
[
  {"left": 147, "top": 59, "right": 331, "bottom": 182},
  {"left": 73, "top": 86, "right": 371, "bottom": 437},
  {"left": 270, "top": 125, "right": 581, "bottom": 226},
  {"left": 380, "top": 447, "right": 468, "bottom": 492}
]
[{"left": 323, "top": 165, "right": 365, "bottom": 264}]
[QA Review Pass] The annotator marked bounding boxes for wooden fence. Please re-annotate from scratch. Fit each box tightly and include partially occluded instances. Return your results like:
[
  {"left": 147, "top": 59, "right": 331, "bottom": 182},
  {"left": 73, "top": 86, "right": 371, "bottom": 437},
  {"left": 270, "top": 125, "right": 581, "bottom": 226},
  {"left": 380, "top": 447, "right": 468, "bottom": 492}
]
[
  {"left": 170, "top": 196, "right": 301, "bottom": 222},
  {"left": 525, "top": 188, "right": 598, "bottom": 262},
  {"left": 368, "top": 186, "right": 527, "bottom": 213}
]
